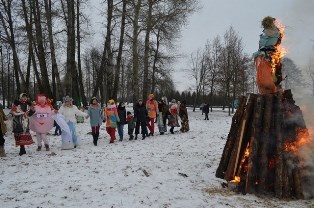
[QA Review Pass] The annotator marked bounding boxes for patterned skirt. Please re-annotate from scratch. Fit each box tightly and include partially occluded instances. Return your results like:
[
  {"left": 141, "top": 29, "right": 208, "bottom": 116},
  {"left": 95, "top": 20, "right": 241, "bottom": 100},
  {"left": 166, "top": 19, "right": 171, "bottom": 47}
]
[
  {"left": 180, "top": 116, "right": 189, "bottom": 132},
  {"left": 14, "top": 132, "right": 34, "bottom": 146}
]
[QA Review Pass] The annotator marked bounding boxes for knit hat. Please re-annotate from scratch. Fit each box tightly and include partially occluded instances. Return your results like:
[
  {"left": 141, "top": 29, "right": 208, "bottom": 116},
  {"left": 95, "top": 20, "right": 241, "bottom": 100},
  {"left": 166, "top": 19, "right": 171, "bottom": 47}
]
[
  {"left": 171, "top": 99, "right": 176, "bottom": 103},
  {"left": 108, "top": 99, "right": 115, "bottom": 105},
  {"left": 63, "top": 96, "right": 73, "bottom": 103},
  {"left": 90, "top": 97, "right": 98, "bottom": 104}
]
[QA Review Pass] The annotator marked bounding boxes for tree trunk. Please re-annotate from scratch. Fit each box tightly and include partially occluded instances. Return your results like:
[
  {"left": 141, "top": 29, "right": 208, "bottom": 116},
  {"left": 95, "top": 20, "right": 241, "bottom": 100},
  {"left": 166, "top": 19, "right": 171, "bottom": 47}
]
[
  {"left": 76, "top": 0, "right": 87, "bottom": 106},
  {"left": 92, "top": 0, "right": 113, "bottom": 102},
  {"left": 44, "top": 0, "right": 63, "bottom": 101},
  {"left": 142, "top": 0, "right": 153, "bottom": 99},
  {"left": 151, "top": 29, "right": 160, "bottom": 94},
  {"left": 33, "top": 0, "right": 53, "bottom": 97},
  {"left": 112, "top": 0, "right": 127, "bottom": 100},
  {"left": 132, "top": 0, "right": 142, "bottom": 103},
  {"left": 0, "top": 0, "right": 23, "bottom": 94}
]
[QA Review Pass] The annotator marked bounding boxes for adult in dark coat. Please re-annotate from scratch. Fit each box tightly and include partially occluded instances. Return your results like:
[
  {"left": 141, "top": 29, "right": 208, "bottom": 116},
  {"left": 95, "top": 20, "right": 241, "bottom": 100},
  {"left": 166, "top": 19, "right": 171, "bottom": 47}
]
[
  {"left": 117, "top": 102, "right": 126, "bottom": 141},
  {"left": 203, "top": 103, "right": 210, "bottom": 120},
  {"left": 134, "top": 99, "right": 148, "bottom": 140}
]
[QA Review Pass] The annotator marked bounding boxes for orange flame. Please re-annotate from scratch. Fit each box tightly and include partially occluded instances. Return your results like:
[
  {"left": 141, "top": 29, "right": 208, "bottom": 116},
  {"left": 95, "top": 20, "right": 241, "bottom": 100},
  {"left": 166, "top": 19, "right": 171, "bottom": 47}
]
[
  {"left": 271, "top": 20, "right": 287, "bottom": 82},
  {"left": 229, "top": 144, "right": 250, "bottom": 183},
  {"left": 283, "top": 128, "right": 311, "bottom": 153}
]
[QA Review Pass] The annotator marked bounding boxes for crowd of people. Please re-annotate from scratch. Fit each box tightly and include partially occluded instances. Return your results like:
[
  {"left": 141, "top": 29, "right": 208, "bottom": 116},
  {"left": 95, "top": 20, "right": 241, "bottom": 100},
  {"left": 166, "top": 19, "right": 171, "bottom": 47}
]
[{"left": 0, "top": 93, "right": 190, "bottom": 157}]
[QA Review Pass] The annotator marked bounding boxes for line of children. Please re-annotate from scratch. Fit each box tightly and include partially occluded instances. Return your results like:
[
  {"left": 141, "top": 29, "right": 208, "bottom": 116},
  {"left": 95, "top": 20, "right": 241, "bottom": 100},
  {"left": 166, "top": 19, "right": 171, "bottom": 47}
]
[{"left": 1, "top": 94, "right": 191, "bottom": 155}]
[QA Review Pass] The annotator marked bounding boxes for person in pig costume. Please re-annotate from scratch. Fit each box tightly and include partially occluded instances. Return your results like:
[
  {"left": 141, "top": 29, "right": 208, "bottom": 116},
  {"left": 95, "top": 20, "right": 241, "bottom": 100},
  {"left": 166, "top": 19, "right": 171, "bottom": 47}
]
[{"left": 29, "top": 94, "right": 55, "bottom": 151}]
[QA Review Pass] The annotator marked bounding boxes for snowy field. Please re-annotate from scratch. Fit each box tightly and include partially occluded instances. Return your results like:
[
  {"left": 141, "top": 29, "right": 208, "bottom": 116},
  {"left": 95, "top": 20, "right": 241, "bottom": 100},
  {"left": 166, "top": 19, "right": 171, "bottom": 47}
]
[{"left": 1, "top": 108, "right": 313, "bottom": 208}]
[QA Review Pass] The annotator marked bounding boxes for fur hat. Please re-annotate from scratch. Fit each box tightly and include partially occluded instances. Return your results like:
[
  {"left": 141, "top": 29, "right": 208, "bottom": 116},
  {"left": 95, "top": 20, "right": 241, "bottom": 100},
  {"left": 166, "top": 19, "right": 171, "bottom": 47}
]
[
  {"left": 63, "top": 96, "right": 73, "bottom": 103},
  {"left": 19, "top": 93, "right": 28, "bottom": 99}
]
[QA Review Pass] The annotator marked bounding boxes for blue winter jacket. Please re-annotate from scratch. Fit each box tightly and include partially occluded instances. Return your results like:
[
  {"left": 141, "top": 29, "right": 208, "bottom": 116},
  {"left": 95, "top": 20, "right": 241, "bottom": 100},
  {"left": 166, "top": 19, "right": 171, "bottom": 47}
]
[{"left": 87, "top": 105, "right": 104, "bottom": 127}]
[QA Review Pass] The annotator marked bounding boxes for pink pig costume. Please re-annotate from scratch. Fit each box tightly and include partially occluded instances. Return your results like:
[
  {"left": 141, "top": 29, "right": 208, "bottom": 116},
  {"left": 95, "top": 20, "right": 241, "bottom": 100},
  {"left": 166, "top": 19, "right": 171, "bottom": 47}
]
[{"left": 29, "top": 95, "right": 55, "bottom": 151}]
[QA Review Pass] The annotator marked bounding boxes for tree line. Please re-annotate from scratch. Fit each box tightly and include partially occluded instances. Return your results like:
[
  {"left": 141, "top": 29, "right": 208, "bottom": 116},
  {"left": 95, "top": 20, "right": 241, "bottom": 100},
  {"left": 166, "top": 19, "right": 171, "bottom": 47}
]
[
  {"left": 0, "top": 0, "right": 199, "bottom": 107},
  {"left": 0, "top": 0, "right": 307, "bottom": 111}
]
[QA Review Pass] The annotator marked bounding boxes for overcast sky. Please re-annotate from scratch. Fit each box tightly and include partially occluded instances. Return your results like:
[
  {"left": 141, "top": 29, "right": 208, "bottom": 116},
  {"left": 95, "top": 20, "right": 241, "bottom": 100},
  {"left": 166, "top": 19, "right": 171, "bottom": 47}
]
[
  {"left": 174, "top": 0, "right": 314, "bottom": 91},
  {"left": 86, "top": 0, "right": 314, "bottom": 92}
]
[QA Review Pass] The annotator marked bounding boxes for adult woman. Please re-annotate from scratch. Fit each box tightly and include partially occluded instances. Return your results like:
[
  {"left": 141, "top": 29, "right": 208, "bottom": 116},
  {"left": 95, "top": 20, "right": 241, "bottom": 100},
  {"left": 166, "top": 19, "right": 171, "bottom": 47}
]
[
  {"left": 11, "top": 93, "right": 35, "bottom": 156},
  {"left": 58, "top": 96, "right": 88, "bottom": 148}
]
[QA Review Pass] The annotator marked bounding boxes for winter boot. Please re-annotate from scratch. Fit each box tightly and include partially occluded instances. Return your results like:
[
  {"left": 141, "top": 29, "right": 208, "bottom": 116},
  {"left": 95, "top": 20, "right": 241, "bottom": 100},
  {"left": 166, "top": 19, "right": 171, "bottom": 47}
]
[
  {"left": 135, "top": 134, "right": 138, "bottom": 140},
  {"left": 45, "top": 144, "right": 50, "bottom": 151},
  {"left": 92, "top": 134, "right": 97, "bottom": 146},
  {"left": 129, "top": 135, "right": 134, "bottom": 141},
  {"left": 36, "top": 146, "right": 42, "bottom": 151},
  {"left": 160, "top": 132, "right": 164, "bottom": 135},
  {"left": 19, "top": 146, "right": 26, "bottom": 156},
  {"left": 142, "top": 134, "right": 146, "bottom": 140},
  {"left": 0, "top": 145, "right": 6, "bottom": 157},
  {"left": 170, "top": 127, "right": 174, "bottom": 134},
  {"left": 109, "top": 139, "right": 114, "bottom": 144}
]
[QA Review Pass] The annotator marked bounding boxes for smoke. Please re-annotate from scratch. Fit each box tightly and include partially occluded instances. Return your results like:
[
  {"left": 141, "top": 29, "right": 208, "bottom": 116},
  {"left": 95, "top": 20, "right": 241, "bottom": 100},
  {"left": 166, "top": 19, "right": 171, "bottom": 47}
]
[
  {"left": 293, "top": 88, "right": 314, "bottom": 199},
  {"left": 283, "top": 0, "right": 314, "bottom": 70}
]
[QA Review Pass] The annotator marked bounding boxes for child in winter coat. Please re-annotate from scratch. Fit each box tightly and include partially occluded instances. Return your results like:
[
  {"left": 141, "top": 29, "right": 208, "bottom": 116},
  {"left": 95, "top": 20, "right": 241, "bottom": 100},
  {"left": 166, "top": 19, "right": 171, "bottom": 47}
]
[
  {"left": 134, "top": 99, "right": 148, "bottom": 140},
  {"left": 168, "top": 99, "right": 180, "bottom": 134},
  {"left": 117, "top": 102, "right": 126, "bottom": 141},
  {"left": 104, "top": 99, "right": 120, "bottom": 144},
  {"left": 146, "top": 94, "right": 159, "bottom": 136},
  {"left": 0, "top": 104, "right": 8, "bottom": 157},
  {"left": 87, "top": 97, "right": 104, "bottom": 146},
  {"left": 58, "top": 96, "right": 88, "bottom": 148},
  {"left": 157, "top": 97, "right": 168, "bottom": 135},
  {"left": 126, "top": 111, "right": 135, "bottom": 140}
]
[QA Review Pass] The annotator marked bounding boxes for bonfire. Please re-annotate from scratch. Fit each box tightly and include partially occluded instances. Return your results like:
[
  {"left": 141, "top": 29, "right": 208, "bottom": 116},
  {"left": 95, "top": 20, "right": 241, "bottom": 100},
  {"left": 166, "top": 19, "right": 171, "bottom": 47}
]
[{"left": 216, "top": 17, "right": 313, "bottom": 199}]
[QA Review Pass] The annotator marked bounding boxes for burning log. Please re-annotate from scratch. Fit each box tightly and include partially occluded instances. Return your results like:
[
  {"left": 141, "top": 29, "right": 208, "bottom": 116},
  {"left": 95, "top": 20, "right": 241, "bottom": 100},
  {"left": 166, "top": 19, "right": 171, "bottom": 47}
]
[
  {"left": 215, "top": 96, "right": 247, "bottom": 179},
  {"left": 216, "top": 90, "right": 311, "bottom": 199},
  {"left": 258, "top": 94, "right": 274, "bottom": 193},
  {"left": 274, "top": 93, "right": 284, "bottom": 198},
  {"left": 246, "top": 95, "right": 264, "bottom": 194},
  {"left": 224, "top": 94, "right": 256, "bottom": 181}
]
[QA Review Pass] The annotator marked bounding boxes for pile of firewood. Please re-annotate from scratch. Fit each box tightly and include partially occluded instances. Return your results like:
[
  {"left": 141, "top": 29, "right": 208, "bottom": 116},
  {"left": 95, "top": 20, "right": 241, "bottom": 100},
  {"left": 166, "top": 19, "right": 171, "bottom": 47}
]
[{"left": 216, "top": 90, "right": 310, "bottom": 199}]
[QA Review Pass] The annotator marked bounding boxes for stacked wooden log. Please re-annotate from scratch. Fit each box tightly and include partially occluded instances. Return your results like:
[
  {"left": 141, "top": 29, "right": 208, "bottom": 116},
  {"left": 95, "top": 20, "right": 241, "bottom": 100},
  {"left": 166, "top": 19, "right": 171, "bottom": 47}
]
[{"left": 216, "top": 90, "right": 310, "bottom": 199}]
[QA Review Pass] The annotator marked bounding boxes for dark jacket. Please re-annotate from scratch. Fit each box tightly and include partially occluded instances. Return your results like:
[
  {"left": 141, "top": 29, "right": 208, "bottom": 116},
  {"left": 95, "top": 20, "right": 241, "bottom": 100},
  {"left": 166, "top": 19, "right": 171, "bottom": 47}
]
[
  {"left": 117, "top": 106, "right": 126, "bottom": 125},
  {"left": 203, "top": 104, "right": 210, "bottom": 114},
  {"left": 134, "top": 103, "right": 148, "bottom": 122}
]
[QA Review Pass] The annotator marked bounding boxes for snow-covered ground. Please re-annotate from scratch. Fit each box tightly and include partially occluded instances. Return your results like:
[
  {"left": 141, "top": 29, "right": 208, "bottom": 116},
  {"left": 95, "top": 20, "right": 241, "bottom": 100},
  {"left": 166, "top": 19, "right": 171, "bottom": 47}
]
[{"left": 1, "top": 108, "right": 313, "bottom": 208}]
